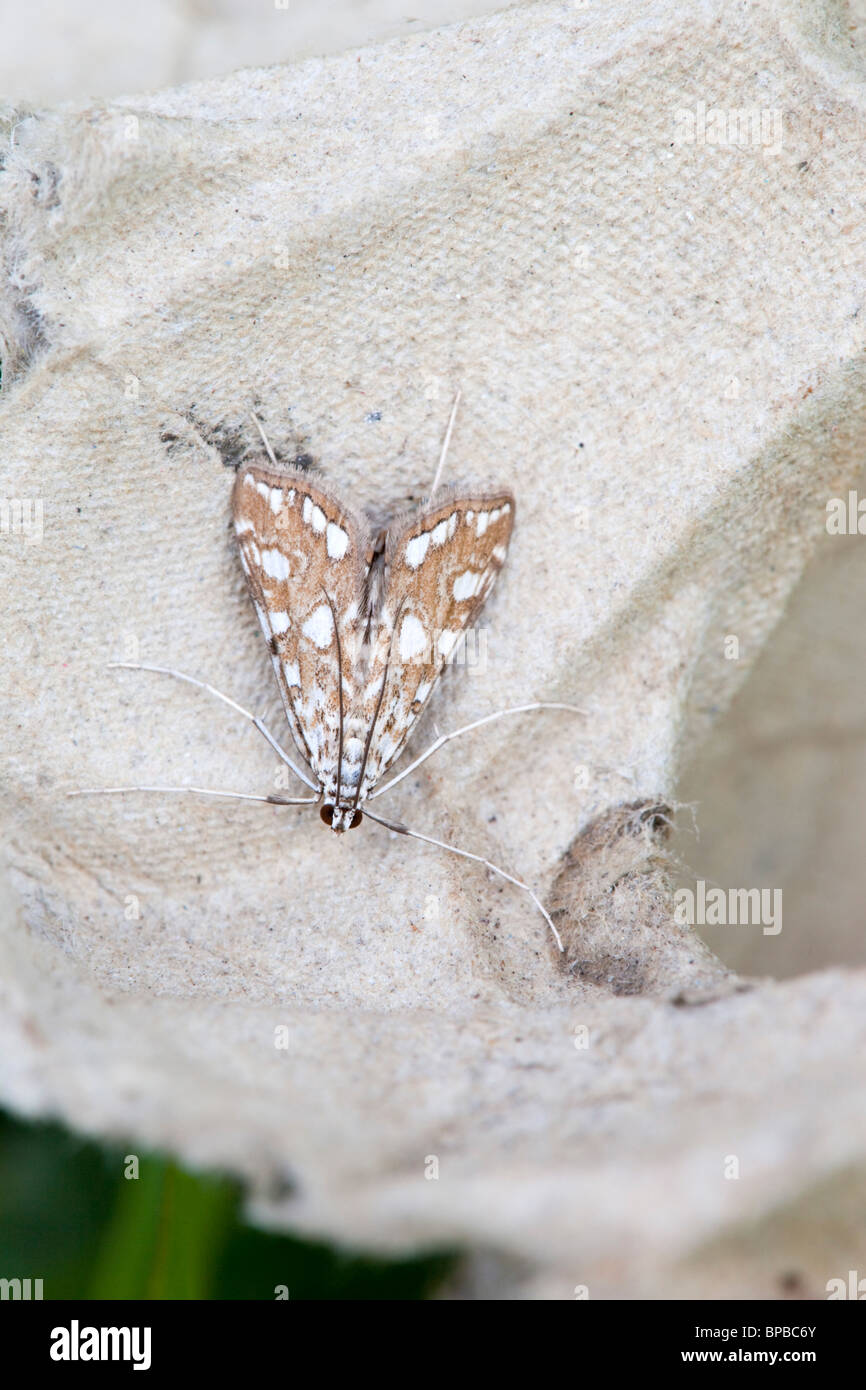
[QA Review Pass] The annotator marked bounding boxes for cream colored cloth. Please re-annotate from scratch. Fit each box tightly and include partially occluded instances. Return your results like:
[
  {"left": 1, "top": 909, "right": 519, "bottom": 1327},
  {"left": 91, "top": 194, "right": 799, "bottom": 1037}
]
[{"left": 2, "top": 0, "right": 866, "bottom": 1296}]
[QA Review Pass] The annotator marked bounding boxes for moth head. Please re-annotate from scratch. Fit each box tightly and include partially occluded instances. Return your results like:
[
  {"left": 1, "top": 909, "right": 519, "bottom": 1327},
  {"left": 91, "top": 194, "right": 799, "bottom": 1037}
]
[{"left": 320, "top": 803, "right": 363, "bottom": 833}]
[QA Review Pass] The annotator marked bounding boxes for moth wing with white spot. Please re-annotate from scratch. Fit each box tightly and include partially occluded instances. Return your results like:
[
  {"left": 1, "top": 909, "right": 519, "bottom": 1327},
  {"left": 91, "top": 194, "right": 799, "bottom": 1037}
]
[
  {"left": 231, "top": 462, "right": 370, "bottom": 789},
  {"left": 358, "top": 490, "right": 515, "bottom": 790}
]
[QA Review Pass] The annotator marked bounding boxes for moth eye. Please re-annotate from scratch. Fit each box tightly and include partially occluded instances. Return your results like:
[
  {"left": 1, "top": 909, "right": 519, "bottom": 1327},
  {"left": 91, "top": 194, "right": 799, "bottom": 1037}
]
[
  {"left": 320, "top": 804, "right": 335, "bottom": 826},
  {"left": 350, "top": 810, "right": 363, "bottom": 829}
]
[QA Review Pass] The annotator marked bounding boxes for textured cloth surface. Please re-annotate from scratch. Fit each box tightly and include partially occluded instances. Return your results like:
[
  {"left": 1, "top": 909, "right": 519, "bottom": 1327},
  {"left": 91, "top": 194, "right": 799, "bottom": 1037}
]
[{"left": 1, "top": 0, "right": 866, "bottom": 1295}]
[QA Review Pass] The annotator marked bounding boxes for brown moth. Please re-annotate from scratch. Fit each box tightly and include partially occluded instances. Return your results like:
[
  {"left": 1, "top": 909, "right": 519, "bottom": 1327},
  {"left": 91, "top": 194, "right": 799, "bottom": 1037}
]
[{"left": 232, "top": 456, "right": 514, "bottom": 833}]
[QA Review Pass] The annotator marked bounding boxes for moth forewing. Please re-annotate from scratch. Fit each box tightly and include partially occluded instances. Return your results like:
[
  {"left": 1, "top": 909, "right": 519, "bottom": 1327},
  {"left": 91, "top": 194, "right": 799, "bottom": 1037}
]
[
  {"left": 358, "top": 490, "right": 516, "bottom": 788},
  {"left": 231, "top": 461, "right": 371, "bottom": 806}
]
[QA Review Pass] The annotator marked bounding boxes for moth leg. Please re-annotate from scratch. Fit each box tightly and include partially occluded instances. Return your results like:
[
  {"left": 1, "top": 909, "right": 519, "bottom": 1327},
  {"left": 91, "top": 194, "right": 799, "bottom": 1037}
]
[
  {"left": 68, "top": 785, "right": 318, "bottom": 805},
  {"left": 369, "top": 701, "right": 584, "bottom": 800},
  {"left": 362, "top": 806, "right": 564, "bottom": 953},
  {"left": 107, "top": 662, "right": 318, "bottom": 791}
]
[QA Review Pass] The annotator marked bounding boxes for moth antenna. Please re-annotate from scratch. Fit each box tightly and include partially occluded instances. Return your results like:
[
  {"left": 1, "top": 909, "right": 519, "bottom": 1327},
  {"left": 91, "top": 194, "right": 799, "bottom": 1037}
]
[
  {"left": 430, "top": 388, "right": 461, "bottom": 496},
  {"left": 369, "top": 701, "right": 585, "bottom": 800},
  {"left": 68, "top": 785, "right": 318, "bottom": 806},
  {"left": 107, "top": 662, "right": 318, "bottom": 791},
  {"left": 362, "top": 806, "right": 564, "bottom": 952},
  {"left": 250, "top": 412, "right": 280, "bottom": 468}
]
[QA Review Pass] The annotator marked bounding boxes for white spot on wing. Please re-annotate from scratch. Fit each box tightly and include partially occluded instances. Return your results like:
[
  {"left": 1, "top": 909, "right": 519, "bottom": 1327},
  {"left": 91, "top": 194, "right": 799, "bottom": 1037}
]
[
  {"left": 270, "top": 611, "right": 290, "bottom": 634},
  {"left": 399, "top": 613, "right": 427, "bottom": 661},
  {"left": 431, "top": 519, "right": 448, "bottom": 546},
  {"left": 405, "top": 533, "right": 430, "bottom": 568},
  {"left": 373, "top": 729, "right": 400, "bottom": 769},
  {"left": 261, "top": 547, "right": 289, "bottom": 581},
  {"left": 302, "top": 603, "right": 334, "bottom": 648},
  {"left": 303, "top": 496, "right": 327, "bottom": 533},
  {"left": 284, "top": 661, "right": 301, "bottom": 687},
  {"left": 305, "top": 723, "right": 324, "bottom": 762},
  {"left": 476, "top": 511, "right": 489, "bottom": 537},
  {"left": 326, "top": 522, "right": 349, "bottom": 559},
  {"left": 438, "top": 629, "right": 459, "bottom": 657},
  {"left": 453, "top": 570, "right": 480, "bottom": 600}
]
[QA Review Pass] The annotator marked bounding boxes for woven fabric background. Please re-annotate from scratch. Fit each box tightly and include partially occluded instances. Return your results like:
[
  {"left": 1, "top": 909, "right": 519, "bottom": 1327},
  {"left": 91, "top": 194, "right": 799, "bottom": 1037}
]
[{"left": 1, "top": 0, "right": 865, "bottom": 1295}]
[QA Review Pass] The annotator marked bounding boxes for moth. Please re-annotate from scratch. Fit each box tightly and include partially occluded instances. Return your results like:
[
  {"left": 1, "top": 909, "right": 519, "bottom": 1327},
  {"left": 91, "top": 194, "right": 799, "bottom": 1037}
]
[{"left": 73, "top": 398, "right": 580, "bottom": 949}]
